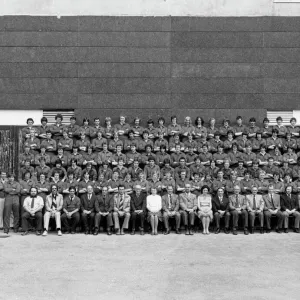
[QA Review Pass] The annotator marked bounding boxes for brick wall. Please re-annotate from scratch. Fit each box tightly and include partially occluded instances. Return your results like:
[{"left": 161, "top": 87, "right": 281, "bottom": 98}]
[{"left": 1, "top": 16, "right": 300, "bottom": 126}]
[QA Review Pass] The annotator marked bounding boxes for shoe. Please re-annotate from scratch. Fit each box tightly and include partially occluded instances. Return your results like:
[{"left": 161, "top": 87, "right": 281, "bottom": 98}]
[
  {"left": 294, "top": 228, "right": 300, "bottom": 233},
  {"left": 284, "top": 228, "right": 288, "bottom": 233},
  {"left": 85, "top": 231, "right": 89, "bottom": 235},
  {"left": 88, "top": 230, "right": 91, "bottom": 235},
  {"left": 185, "top": 229, "right": 189, "bottom": 235},
  {"left": 4, "top": 230, "right": 9, "bottom": 234},
  {"left": 224, "top": 228, "right": 230, "bottom": 234},
  {"left": 176, "top": 229, "right": 181, "bottom": 234},
  {"left": 58, "top": 230, "right": 62, "bottom": 236},
  {"left": 22, "top": 231, "right": 29, "bottom": 236},
  {"left": 266, "top": 229, "right": 271, "bottom": 233},
  {"left": 121, "top": 229, "right": 125, "bottom": 235},
  {"left": 164, "top": 229, "right": 170, "bottom": 235},
  {"left": 151, "top": 232, "right": 154, "bottom": 235},
  {"left": 215, "top": 228, "right": 220, "bottom": 234},
  {"left": 71, "top": 231, "right": 75, "bottom": 234},
  {"left": 116, "top": 229, "right": 121, "bottom": 235},
  {"left": 36, "top": 231, "right": 41, "bottom": 236},
  {"left": 249, "top": 228, "right": 254, "bottom": 234},
  {"left": 233, "top": 229, "right": 238, "bottom": 235},
  {"left": 42, "top": 230, "right": 48, "bottom": 237},
  {"left": 244, "top": 229, "right": 249, "bottom": 235},
  {"left": 13, "top": 229, "right": 19, "bottom": 233},
  {"left": 140, "top": 229, "right": 144, "bottom": 235},
  {"left": 260, "top": 228, "right": 264, "bottom": 234},
  {"left": 189, "top": 229, "right": 194, "bottom": 235},
  {"left": 154, "top": 232, "right": 158, "bottom": 235},
  {"left": 276, "top": 229, "right": 282, "bottom": 234},
  {"left": 131, "top": 230, "right": 135, "bottom": 235}
]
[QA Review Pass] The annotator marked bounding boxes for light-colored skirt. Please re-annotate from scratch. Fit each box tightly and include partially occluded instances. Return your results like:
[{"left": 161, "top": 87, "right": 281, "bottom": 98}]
[{"left": 198, "top": 210, "right": 213, "bottom": 220}]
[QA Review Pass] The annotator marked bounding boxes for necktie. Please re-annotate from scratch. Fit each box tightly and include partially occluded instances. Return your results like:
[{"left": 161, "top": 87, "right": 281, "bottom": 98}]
[
  {"left": 220, "top": 197, "right": 223, "bottom": 204},
  {"left": 270, "top": 194, "right": 275, "bottom": 209},
  {"left": 52, "top": 195, "right": 57, "bottom": 209},
  {"left": 236, "top": 195, "right": 239, "bottom": 208},
  {"left": 253, "top": 195, "right": 256, "bottom": 210},
  {"left": 119, "top": 195, "right": 124, "bottom": 210},
  {"left": 31, "top": 196, "right": 36, "bottom": 208},
  {"left": 168, "top": 194, "right": 171, "bottom": 210}
]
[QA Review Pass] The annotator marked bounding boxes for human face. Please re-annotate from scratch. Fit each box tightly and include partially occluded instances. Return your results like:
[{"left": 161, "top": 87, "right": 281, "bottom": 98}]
[
  {"left": 30, "top": 188, "right": 37, "bottom": 197},
  {"left": 167, "top": 186, "right": 173, "bottom": 195},
  {"left": 202, "top": 188, "right": 208, "bottom": 195},
  {"left": 217, "top": 188, "right": 224, "bottom": 197},
  {"left": 87, "top": 185, "right": 93, "bottom": 194},
  {"left": 185, "top": 184, "right": 191, "bottom": 193},
  {"left": 51, "top": 186, "right": 58, "bottom": 195},
  {"left": 69, "top": 189, "right": 75, "bottom": 197},
  {"left": 119, "top": 187, "right": 125, "bottom": 195},
  {"left": 233, "top": 186, "right": 240, "bottom": 195}
]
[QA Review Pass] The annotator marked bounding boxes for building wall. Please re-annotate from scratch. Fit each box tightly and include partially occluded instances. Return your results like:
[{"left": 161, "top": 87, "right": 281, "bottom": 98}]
[{"left": 1, "top": 15, "right": 300, "bottom": 125}]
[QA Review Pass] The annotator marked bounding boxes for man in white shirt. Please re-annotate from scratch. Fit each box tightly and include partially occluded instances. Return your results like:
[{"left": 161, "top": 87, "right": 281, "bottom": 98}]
[
  {"left": 146, "top": 187, "right": 162, "bottom": 235},
  {"left": 42, "top": 184, "right": 63, "bottom": 236},
  {"left": 21, "top": 187, "right": 44, "bottom": 236}
]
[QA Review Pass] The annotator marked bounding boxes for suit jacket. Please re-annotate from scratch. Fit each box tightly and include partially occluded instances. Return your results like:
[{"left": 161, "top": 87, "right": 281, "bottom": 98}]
[
  {"left": 263, "top": 193, "right": 281, "bottom": 211},
  {"left": 130, "top": 192, "right": 146, "bottom": 212},
  {"left": 45, "top": 193, "right": 64, "bottom": 212},
  {"left": 114, "top": 194, "right": 131, "bottom": 212},
  {"left": 229, "top": 194, "right": 247, "bottom": 210},
  {"left": 246, "top": 194, "right": 264, "bottom": 211},
  {"left": 81, "top": 193, "right": 97, "bottom": 212},
  {"left": 162, "top": 193, "right": 179, "bottom": 212},
  {"left": 280, "top": 193, "right": 299, "bottom": 211},
  {"left": 179, "top": 193, "right": 197, "bottom": 210},
  {"left": 95, "top": 194, "right": 114, "bottom": 213},
  {"left": 212, "top": 195, "right": 229, "bottom": 213}
]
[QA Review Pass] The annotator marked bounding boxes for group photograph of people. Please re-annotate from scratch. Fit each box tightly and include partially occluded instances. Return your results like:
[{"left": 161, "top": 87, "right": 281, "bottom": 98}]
[{"left": 1, "top": 113, "right": 300, "bottom": 237}]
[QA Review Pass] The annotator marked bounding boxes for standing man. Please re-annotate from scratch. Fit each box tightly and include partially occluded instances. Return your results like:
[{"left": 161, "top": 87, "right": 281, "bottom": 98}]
[
  {"left": 81, "top": 185, "right": 96, "bottom": 234},
  {"left": 179, "top": 183, "right": 197, "bottom": 235},
  {"left": 229, "top": 185, "right": 249, "bottom": 235},
  {"left": 280, "top": 185, "right": 300, "bottom": 233},
  {"left": 130, "top": 185, "right": 146, "bottom": 235},
  {"left": 246, "top": 186, "right": 264, "bottom": 234},
  {"left": 113, "top": 185, "right": 131, "bottom": 235},
  {"left": 3, "top": 173, "right": 20, "bottom": 234},
  {"left": 21, "top": 187, "right": 44, "bottom": 236},
  {"left": 212, "top": 187, "right": 230, "bottom": 234},
  {"left": 0, "top": 170, "right": 7, "bottom": 229},
  {"left": 162, "top": 185, "right": 181, "bottom": 234},
  {"left": 42, "top": 184, "right": 63, "bottom": 236},
  {"left": 61, "top": 186, "right": 81, "bottom": 234}
]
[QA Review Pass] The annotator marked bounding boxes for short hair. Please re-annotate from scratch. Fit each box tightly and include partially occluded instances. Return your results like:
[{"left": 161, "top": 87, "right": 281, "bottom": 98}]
[
  {"left": 7, "top": 173, "right": 15, "bottom": 178},
  {"left": 118, "top": 185, "right": 125, "bottom": 189},
  {"left": 272, "top": 128, "right": 279, "bottom": 134},
  {"left": 70, "top": 116, "right": 76, "bottom": 121},
  {"left": 249, "top": 117, "right": 256, "bottom": 123},
  {"left": 201, "top": 185, "right": 210, "bottom": 193},
  {"left": 69, "top": 186, "right": 76, "bottom": 192},
  {"left": 55, "top": 113, "right": 63, "bottom": 121},
  {"left": 41, "top": 117, "right": 48, "bottom": 123},
  {"left": 29, "top": 186, "right": 38, "bottom": 193},
  {"left": 26, "top": 118, "right": 34, "bottom": 124},
  {"left": 263, "top": 118, "right": 269, "bottom": 123},
  {"left": 236, "top": 116, "right": 243, "bottom": 121},
  {"left": 148, "top": 156, "right": 155, "bottom": 162},
  {"left": 290, "top": 117, "right": 297, "bottom": 123},
  {"left": 83, "top": 118, "right": 90, "bottom": 124},
  {"left": 147, "top": 119, "right": 154, "bottom": 125},
  {"left": 158, "top": 117, "right": 165, "bottom": 124},
  {"left": 276, "top": 116, "right": 283, "bottom": 122},
  {"left": 195, "top": 117, "right": 204, "bottom": 126},
  {"left": 55, "top": 159, "right": 62, "bottom": 165},
  {"left": 171, "top": 115, "right": 177, "bottom": 121}
]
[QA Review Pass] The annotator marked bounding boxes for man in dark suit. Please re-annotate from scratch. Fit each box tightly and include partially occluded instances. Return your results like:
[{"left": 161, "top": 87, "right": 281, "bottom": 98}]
[
  {"left": 162, "top": 185, "right": 181, "bottom": 234},
  {"left": 263, "top": 184, "right": 283, "bottom": 233},
  {"left": 212, "top": 187, "right": 230, "bottom": 234},
  {"left": 80, "top": 184, "right": 96, "bottom": 234},
  {"left": 280, "top": 185, "right": 300, "bottom": 233},
  {"left": 94, "top": 186, "right": 114, "bottom": 235},
  {"left": 130, "top": 184, "right": 146, "bottom": 235}
]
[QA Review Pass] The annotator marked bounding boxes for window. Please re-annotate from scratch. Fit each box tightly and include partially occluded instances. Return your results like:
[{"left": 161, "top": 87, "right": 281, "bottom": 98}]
[
  {"left": 0, "top": 110, "right": 43, "bottom": 126},
  {"left": 43, "top": 110, "right": 74, "bottom": 125},
  {"left": 266, "top": 111, "right": 293, "bottom": 125}
]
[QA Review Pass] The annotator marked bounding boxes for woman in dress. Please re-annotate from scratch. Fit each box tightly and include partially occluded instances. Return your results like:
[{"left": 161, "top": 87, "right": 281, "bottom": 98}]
[
  {"left": 197, "top": 185, "right": 213, "bottom": 235},
  {"left": 146, "top": 186, "right": 162, "bottom": 235}
]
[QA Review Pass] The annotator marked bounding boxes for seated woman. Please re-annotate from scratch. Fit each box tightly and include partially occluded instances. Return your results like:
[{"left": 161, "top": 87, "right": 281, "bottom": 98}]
[
  {"left": 146, "top": 187, "right": 162, "bottom": 235},
  {"left": 197, "top": 185, "right": 213, "bottom": 235}
]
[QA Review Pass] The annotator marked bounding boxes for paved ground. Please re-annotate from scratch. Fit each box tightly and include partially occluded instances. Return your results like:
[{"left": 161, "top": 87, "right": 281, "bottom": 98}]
[{"left": 0, "top": 230, "right": 299, "bottom": 300}]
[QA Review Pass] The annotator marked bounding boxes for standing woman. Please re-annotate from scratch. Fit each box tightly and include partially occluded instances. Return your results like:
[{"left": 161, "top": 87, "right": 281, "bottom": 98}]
[
  {"left": 197, "top": 185, "right": 213, "bottom": 235},
  {"left": 147, "top": 187, "right": 162, "bottom": 235}
]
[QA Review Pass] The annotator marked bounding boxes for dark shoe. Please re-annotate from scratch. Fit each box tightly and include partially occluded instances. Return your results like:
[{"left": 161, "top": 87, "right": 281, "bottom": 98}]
[
  {"left": 151, "top": 232, "right": 154, "bottom": 235},
  {"left": 13, "top": 228, "right": 19, "bottom": 233},
  {"left": 88, "top": 230, "right": 91, "bottom": 235},
  {"left": 22, "top": 231, "right": 29, "bottom": 236},
  {"left": 260, "top": 228, "right": 264, "bottom": 234},
  {"left": 215, "top": 228, "right": 220, "bottom": 234},
  {"left": 224, "top": 228, "right": 230, "bottom": 234},
  {"left": 176, "top": 229, "right": 181, "bottom": 234},
  {"left": 4, "top": 230, "right": 9, "bottom": 234},
  {"left": 131, "top": 230, "right": 135, "bottom": 235},
  {"left": 276, "top": 229, "right": 282, "bottom": 234},
  {"left": 140, "top": 229, "right": 145, "bottom": 236},
  {"left": 244, "top": 229, "right": 249, "bottom": 235},
  {"left": 249, "top": 228, "right": 253, "bottom": 234},
  {"left": 233, "top": 229, "right": 238, "bottom": 235},
  {"left": 71, "top": 231, "right": 75, "bottom": 234},
  {"left": 36, "top": 231, "right": 41, "bottom": 236},
  {"left": 93, "top": 230, "right": 99, "bottom": 235},
  {"left": 164, "top": 229, "right": 170, "bottom": 235},
  {"left": 107, "top": 228, "right": 112, "bottom": 235},
  {"left": 85, "top": 231, "right": 89, "bottom": 235},
  {"left": 294, "top": 228, "right": 300, "bottom": 233},
  {"left": 266, "top": 229, "right": 271, "bottom": 233},
  {"left": 284, "top": 228, "right": 288, "bottom": 233}
]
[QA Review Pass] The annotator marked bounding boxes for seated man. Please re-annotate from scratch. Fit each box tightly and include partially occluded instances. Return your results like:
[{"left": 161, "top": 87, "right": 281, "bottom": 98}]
[
  {"left": 21, "top": 187, "right": 44, "bottom": 236},
  {"left": 212, "top": 187, "right": 230, "bottom": 234},
  {"left": 94, "top": 186, "right": 114, "bottom": 235},
  {"left": 162, "top": 185, "right": 181, "bottom": 234},
  {"left": 263, "top": 184, "right": 283, "bottom": 233},
  {"left": 42, "top": 184, "right": 63, "bottom": 236},
  {"left": 130, "top": 184, "right": 146, "bottom": 235},
  {"left": 113, "top": 185, "right": 131, "bottom": 235},
  {"left": 81, "top": 185, "right": 96, "bottom": 234},
  {"left": 179, "top": 183, "right": 197, "bottom": 235},
  {"left": 229, "top": 185, "right": 249, "bottom": 235},
  {"left": 61, "top": 186, "right": 81, "bottom": 234},
  {"left": 246, "top": 186, "right": 264, "bottom": 234},
  {"left": 280, "top": 185, "right": 300, "bottom": 233}
]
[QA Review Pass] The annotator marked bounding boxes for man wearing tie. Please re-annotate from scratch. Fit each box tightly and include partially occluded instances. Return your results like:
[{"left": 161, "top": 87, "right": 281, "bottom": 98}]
[
  {"left": 94, "top": 186, "right": 114, "bottom": 235},
  {"left": 229, "top": 185, "right": 249, "bottom": 235},
  {"left": 212, "top": 187, "right": 230, "bottom": 234},
  {"left": 21, "top": 187, "right": 44, "bottom": 236},
  {"left": 179, "top": 183, "right": 197, "bottom": 235},
  {"left": 113, "top": 185, "right": 131, "bottom": 235},
  {"left": 263, "top": 184, "right": 283, "bottom": 233},
  {"left": 81, "top": 185, "right": 96, "bottom": 234},
  {"left": 61, "top": 186, "right": 81, "bottom": 234},
  {"left": 280, "top": 185, "right": 300, "bottom": 233},
  {"left": 42, "top": 184, "right": 63, "bottom": 236},
  {"left": 130, "top": 184, "right": 146, "bottom": 235},
  {"left": 246, "top": 186, "right": 264, "bottom": 234},
  {"left": 162, "top": 185, "right": 181, "bottom": 234}
]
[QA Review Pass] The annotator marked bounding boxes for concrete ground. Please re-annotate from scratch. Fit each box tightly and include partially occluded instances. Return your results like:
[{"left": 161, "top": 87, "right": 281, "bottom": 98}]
[{"left": 0, "top": 230, "right": 299, "bottom": 300}]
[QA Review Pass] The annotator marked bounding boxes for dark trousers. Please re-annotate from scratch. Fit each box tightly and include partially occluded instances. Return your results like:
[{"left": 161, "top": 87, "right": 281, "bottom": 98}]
[
  {"left": 61, "top": 212, "right": 80, "bottom": 232},
  {"left": 249, "top": 211, "right": 264, "bottom": 228},
  {"left": 180, "top": 210, "right": 195, "bottom": 226},
  {"left": 264, "top": 210, "right": 283, "bottom": 229},
  {"left": 81, "top": 212, "right": 95, "bottom": 231},
  {"left": 19, "top": 195, "right": 28, "bottom": 227},
  {"left": 231, "top": 210, "right": 248, "bottom": 229},
  {"left": 163, "top": 212, "right": 180, "bottom": 230},
  {"left": 131, "top": 212, "right": 145, "bottom": 230},
  {"left": 22, "top": 211, "right": 43, "bottom": 231},
  {"left": 3, "top": 195, "right": 19, "bottom": 231},
  {"left": 214, "top": 211, "right": 230, "bottom": 228},
  {"left": 94, "top": 212, "right": 113, "bottom": 229}
]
